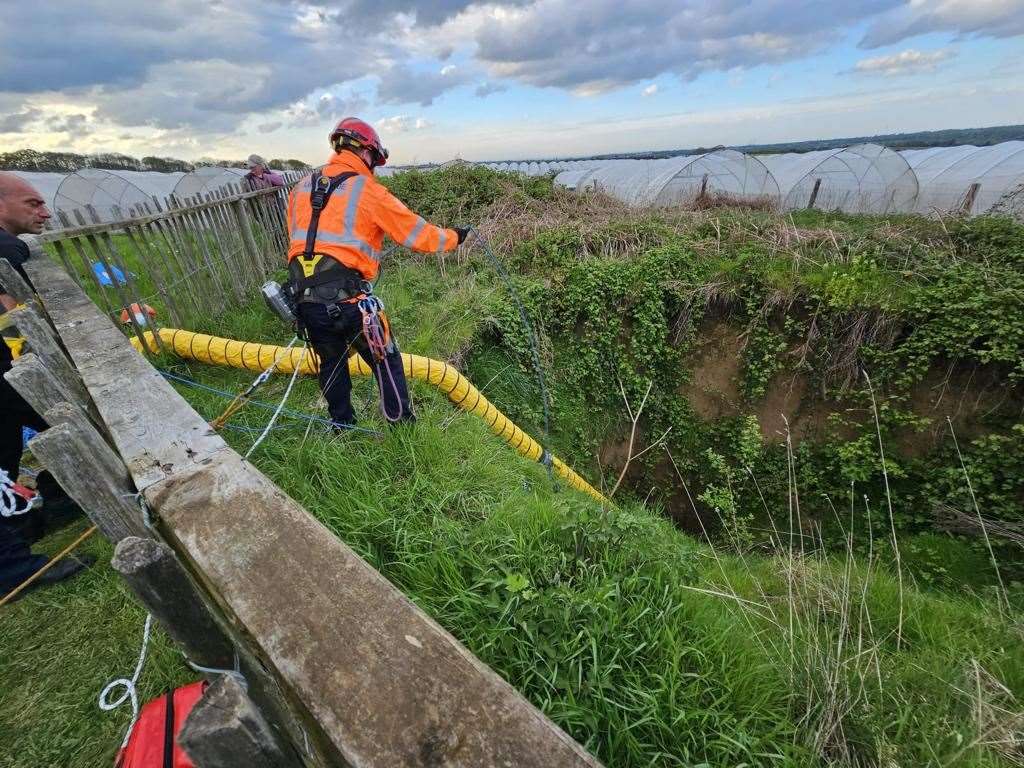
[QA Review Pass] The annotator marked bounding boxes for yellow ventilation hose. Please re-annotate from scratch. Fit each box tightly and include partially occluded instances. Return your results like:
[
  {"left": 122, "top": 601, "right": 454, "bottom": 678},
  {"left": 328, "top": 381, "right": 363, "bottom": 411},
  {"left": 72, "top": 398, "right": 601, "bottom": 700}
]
[{"left": 132, "top": 328, "right": 606, "bottom": 503}]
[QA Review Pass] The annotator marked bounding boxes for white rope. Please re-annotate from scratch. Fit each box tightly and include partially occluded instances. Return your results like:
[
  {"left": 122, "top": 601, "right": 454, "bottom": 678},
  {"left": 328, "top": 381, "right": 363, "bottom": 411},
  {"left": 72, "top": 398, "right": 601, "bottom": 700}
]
[
  {"left": 0, "top": 469, "right": 40, "bottom": 517},
  {"left": 186, "top": 652, "right": 247, "bottom": 689},
  {"left": 99, "top": 613, "right": 153, "bottom": 748},
  {"left": 244, "top": 342, "right": 308, "bottom": 460}
]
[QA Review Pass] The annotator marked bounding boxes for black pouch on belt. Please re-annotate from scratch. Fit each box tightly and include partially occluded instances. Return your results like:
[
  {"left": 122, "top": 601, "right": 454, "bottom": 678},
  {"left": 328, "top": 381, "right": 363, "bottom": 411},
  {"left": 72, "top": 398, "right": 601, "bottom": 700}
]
[{"left": 288, "top": 255, "right": 373, "bottom": 304}]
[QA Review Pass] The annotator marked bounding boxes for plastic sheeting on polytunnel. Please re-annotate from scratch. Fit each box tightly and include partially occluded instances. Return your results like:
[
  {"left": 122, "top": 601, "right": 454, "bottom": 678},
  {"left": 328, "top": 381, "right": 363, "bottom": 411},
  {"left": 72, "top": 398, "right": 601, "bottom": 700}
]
[
  {"left": 554, "top": 168, "right": 597, "bottom": 191},
  {"left": 53, "top": 168, "right": 154, "bottom": 222},
  {"left": 569, "top": 152, "right": 780, "bottom": 208},
  {"left": 900, "top": 141, "right": 1024, "bottom": 217},
  {"left": 172, "top": 166, "right": 247, "bottom": 200},
  {"left": 760, "top": 143, "right": 918, "bottom": 214}
]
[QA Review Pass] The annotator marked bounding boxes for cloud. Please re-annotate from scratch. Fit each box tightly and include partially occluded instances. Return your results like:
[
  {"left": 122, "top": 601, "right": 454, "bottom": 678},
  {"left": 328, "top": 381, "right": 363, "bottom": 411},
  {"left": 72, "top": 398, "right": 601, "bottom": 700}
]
[
  {"left": 257, "top": 121, "right": 283, "bottom": 133},
  {"left": 329, "top": 0, "right": 532, "bottom": 28},
  {"left": 853, "top": 48, "right": 956, "bottom": 75},
  {"left": 0, "top": 1, "right": 398, "bottom": 137},
  {"left": 376, "top": 63, "right": 471, "bottom": 106},
  {"left": 377, "top": 115, "right": 432, "bottom": 133},
  {"left": 642, "top": 84, "right": 659, "bottom": 96},
  {"left": 861, "top": 0, "right": 1024, "bottom": 48},
  {"left": 0, "top": 108, "right": 43, "bottom": 133},
  {"left": 472, "top": 0, "right": 905, "bottom": 93},
  {"left": 474, "top": 81, "right": 508, "bottom": 97},
  {"left": 47, "top": 113, "right": 91, "bottom": 134}
]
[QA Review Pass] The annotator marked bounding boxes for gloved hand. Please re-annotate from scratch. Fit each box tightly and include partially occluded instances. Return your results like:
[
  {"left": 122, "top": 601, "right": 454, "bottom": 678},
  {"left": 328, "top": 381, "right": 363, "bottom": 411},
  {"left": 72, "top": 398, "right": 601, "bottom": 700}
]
[{"left": 453, "top": 226, "right": 471, "bottom": 245}]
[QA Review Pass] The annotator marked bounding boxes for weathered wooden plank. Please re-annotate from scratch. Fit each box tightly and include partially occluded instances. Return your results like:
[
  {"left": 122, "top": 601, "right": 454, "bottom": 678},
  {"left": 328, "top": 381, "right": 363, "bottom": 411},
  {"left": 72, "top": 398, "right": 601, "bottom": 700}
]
[
  {"left": 112, "top": 537, "right": 235, "bottom": 670},
  {"left": 231, "top": 198, "right": 265, "bottom": 280},
  {"left": 4, "top": 304, "right": 93, "bottom": 412},
  {"left": 21, "top": 244, "right": 226, "bottom": 491},
  {"left": 149, "top": 450, "right": 602, "bottom": 768},
  {"left": 51, "top": 240, "right": 82, "bottom": 290},
  {"left": 0, "top": 258, "right": 33, "bottom": 303},
  {"left": 28, "top": 420, "right": 148, "bottom": 542},
  {"left": 178, "top": 676, "right": 301, "bottom": 768},
  {"left": 5, "top": 354, "right": 89, "bottom": 427}
]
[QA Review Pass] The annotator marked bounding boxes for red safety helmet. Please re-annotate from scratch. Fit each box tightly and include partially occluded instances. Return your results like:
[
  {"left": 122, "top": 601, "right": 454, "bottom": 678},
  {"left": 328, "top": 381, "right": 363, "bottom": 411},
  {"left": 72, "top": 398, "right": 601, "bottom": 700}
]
[{"left": 329, "top": 117, "right": 389, "bottom": 167}]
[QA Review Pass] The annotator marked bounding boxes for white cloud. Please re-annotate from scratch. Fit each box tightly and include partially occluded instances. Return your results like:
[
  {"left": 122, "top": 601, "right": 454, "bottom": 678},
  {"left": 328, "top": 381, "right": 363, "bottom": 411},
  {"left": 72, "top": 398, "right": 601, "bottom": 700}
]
[
  {"left": 854, "top": 48, "right": 956, "bottom": 75},
  {"left": 642, "top": 84, "right": 658, "bottom": 96},
  {"left": 377, "top": 115, "right": 432, "bottom": 133},
  {"left": 861, "top": 0, "right": 1024, "bottom": 48}
]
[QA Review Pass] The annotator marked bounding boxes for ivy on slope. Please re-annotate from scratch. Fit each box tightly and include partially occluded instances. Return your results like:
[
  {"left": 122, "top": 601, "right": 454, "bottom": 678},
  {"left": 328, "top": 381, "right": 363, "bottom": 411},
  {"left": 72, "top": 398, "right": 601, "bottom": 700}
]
[{"left": 473, "top": 209, "right": 1024, "bottom": 597}]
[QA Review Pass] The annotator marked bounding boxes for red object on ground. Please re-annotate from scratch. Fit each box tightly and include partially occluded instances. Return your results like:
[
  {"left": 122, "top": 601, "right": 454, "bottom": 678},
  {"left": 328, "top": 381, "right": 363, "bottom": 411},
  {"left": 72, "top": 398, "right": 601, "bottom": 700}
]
[
  {"left": 119, "top": 303, "right": 157, "bottom": 326},
  {"left": 115, "top": 681, "right": 206, "bottom": 768}
]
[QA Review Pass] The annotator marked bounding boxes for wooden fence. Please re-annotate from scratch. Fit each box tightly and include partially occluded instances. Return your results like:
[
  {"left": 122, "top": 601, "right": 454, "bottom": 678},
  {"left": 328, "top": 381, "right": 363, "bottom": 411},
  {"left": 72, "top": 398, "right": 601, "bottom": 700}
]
[
  {"left": 37, "top": 184, "right": 292, "bottom": 353},
  {"left": 2, "top": 219, "right": 603, "bottom": 765}
]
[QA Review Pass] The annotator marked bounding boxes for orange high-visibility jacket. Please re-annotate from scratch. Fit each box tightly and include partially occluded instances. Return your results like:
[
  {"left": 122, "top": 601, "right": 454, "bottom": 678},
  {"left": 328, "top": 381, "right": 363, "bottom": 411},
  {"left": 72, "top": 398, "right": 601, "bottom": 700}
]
[{"left": 287, "top": 152, "right": 459, "bottom": 279}]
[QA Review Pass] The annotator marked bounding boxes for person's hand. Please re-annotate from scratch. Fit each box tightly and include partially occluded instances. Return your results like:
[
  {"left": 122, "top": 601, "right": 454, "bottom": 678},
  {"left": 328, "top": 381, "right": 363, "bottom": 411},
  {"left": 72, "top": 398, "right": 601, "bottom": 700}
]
[{"left": 453, "top": 226, "right": 471, "bottom": 245}]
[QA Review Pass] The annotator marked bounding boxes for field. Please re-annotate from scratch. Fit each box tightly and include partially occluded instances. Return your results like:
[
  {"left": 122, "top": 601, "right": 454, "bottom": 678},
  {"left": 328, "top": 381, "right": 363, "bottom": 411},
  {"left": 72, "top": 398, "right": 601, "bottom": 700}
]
[{"left": 2, "top": 167, "right": 1022, "bottom": 767}]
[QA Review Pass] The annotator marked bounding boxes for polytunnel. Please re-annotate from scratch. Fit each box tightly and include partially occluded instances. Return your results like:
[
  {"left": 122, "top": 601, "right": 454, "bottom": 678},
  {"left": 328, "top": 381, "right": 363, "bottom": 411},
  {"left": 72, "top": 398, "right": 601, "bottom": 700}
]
[
  {"left": 759, "top": 143, "right": 918, "bottom": 214},
  {"left": 900, "top": 142, "right": 1024, "bottom": 216},
  {"left": 554, "top": 168, "right": 595, "bottom": 190},
  {"left": 172, "top": 166, "right": 247, "bottom": 200},
  {"left": 565, "top": 152, "right": 780, "bottom": 208},
  {"left": 53, "top": 168, "right": 155, "bottom": 222}
]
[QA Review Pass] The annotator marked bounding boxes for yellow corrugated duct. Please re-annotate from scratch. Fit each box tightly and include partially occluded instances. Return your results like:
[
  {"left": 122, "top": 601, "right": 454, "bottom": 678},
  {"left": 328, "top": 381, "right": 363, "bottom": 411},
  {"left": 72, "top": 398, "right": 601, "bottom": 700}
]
[{"left": 132, "top": 328, "right": 607, "bottom": 503}]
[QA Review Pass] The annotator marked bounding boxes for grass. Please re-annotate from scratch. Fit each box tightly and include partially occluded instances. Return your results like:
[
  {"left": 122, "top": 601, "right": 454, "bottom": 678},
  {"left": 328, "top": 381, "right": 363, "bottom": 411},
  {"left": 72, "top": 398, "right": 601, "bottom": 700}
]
[{"left": 3, "top": 173, "right": 1023, "bottom": 766}]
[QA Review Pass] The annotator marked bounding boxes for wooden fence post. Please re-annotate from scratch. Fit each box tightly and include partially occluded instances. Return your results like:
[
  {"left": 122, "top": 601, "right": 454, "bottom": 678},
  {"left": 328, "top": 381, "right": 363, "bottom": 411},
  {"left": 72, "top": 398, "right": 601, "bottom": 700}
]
[
  {"left": 961, "top": 182, "right": 981, "bottom": 215},
  {"left": 5, "top": 354, "right": 89, "bottom": 426},
  {"left": 178, "top": 676, "right": 301, "bottom": 768},
  {"left": 111, "top": 537, "right": 235, "bottom": 670},
  {"left": 231, "top": 198, "right": 262, "bottom": 274},
  {"left": 808, "top": 178, "right": 822, "bottom": 209},
  {"left": 27, "top": 419, "right": 149, "bottom": 542},
  {"left": 0, "top": 258, "right": 33, "bottom": 304}
]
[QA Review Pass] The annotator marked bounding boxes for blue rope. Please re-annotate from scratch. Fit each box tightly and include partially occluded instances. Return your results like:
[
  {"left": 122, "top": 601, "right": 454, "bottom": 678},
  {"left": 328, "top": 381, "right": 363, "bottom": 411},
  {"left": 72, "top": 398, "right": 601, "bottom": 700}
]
[{"left": 157, "top": 369, "right": 383, "bottom": 437}]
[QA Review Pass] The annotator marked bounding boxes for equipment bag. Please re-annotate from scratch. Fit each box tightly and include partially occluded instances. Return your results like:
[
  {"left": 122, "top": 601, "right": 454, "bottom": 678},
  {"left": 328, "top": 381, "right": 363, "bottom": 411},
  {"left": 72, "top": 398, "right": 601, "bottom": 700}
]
[{"left": 115, "top": 681, "right": 207, "bottom": 768}]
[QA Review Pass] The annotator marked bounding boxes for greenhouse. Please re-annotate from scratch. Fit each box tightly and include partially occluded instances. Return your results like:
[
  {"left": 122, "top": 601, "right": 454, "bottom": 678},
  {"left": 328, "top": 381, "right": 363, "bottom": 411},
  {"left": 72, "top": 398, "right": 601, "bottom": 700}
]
[
  {"left": 172, "top": 166, "right": 247, "bottom": 201},
  {"left": 555, "top": 151, "right": 780, "bottom": 207},
  {"left": 759, "top": 143, "right": 918, "bottom": 214},
  {"left": 53, "top": 168, "right": 157, "bottom": 223},
  {"left": 900, "top": 141, "right": 1024, "bottom": 216}
]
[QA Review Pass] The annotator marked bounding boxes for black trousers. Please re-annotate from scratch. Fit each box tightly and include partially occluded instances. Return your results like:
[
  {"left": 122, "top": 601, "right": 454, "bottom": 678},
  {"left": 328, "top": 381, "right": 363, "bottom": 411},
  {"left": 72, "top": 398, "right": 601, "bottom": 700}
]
[
  {"left": 298, "top": 301, "right": 413, "bottom": 426},
  {"left": 0, "top": 352, "right": 48, "bottom": 592}
]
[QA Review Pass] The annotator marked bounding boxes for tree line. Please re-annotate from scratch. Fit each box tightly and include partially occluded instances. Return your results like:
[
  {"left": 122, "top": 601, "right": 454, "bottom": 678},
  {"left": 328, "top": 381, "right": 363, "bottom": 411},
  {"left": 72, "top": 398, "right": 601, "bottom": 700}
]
[{"left": 0, "top": 149, "right": 310, "bottom": 173}]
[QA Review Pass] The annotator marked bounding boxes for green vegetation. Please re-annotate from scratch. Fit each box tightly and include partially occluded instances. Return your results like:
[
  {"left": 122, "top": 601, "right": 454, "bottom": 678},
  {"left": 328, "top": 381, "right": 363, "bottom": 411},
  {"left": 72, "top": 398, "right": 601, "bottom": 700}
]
[{"left": 3, "top": 167, "right": 1022, "bottom": 767}]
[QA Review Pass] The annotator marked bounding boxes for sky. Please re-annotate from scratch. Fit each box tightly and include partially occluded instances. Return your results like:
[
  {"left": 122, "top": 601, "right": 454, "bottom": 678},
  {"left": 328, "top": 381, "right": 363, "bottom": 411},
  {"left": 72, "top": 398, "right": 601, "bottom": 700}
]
[{"left": 1, "top": 1, "right": 1023, "bottom": 165}]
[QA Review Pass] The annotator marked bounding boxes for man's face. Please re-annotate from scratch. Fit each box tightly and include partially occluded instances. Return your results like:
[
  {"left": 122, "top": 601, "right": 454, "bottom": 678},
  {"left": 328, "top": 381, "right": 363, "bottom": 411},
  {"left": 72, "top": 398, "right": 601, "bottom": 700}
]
[
  {"left": 251, "top": 164, "right": 265, "bottom": 176},
  {"left": 0, "top": 183, "right": 51, "bottom": 235}
]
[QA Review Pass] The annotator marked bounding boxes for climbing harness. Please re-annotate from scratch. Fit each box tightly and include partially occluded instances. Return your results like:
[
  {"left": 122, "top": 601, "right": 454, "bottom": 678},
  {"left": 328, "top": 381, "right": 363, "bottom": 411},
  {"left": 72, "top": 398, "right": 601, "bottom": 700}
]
[{"left": 355, "top": 294, "right": 407, "bottom": 422}]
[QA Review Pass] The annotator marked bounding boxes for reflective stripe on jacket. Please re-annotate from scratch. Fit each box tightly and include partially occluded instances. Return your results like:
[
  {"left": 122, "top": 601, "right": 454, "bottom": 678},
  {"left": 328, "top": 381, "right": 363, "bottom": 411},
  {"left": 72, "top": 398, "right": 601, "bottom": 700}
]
[{"left": 286, "top": 152, "right": 458, "bottom": 279}]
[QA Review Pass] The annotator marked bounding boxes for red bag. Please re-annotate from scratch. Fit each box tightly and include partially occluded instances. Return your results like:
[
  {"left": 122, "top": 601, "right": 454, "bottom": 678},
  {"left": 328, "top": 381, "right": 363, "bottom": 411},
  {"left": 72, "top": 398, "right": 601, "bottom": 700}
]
[{"left": 115, "top": 682, "right": 207, "bottom": 768}]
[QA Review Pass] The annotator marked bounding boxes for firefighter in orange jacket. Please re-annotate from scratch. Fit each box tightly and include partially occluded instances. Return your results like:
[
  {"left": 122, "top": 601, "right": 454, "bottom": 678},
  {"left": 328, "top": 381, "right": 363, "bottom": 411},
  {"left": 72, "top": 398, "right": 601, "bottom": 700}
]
[{"left": 286, "top": 117, "right": 468, "bottom": 428}]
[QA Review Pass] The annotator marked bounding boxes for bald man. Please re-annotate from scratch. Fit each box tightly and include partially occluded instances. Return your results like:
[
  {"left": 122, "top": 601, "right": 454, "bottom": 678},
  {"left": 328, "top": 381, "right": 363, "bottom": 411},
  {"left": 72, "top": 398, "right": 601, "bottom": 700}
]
[{"left": 1, "top": 172, "right": 92, "bottom": 600}]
